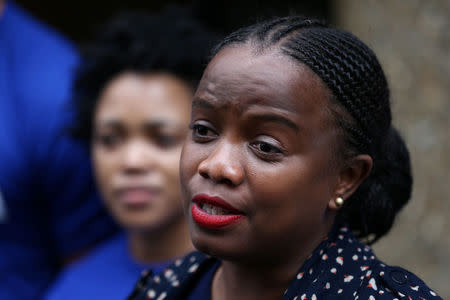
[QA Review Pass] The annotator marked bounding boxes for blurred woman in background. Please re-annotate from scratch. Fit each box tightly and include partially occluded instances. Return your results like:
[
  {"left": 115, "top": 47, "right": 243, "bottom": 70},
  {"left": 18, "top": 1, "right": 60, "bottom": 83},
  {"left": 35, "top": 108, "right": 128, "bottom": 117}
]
[{"left": 45, "top": 9, "right": 217, "bottom": 300}]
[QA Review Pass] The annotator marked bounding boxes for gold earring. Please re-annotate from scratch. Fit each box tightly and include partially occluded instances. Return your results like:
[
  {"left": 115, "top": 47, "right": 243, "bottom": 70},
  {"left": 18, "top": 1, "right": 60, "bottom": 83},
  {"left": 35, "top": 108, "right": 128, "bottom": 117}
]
[{"left": 335, "top": 197, "right": 344, "bottom": 208}]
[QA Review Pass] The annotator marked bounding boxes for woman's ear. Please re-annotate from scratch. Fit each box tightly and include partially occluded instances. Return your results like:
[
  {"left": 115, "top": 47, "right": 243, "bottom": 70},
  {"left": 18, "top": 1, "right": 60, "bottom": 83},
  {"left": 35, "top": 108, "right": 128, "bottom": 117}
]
[{"left": 328, "top": 154, "right": 373, "bottom": 210}]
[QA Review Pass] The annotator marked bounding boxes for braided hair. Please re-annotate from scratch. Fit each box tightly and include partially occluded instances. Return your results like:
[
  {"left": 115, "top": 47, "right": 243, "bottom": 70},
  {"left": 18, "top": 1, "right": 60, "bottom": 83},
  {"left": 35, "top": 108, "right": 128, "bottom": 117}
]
[
  {"left": 71, "top": 8, "right": 219, "bottom": 144},
  {"left": 212, "top": 16, "right": 412, "bottom": 244}
]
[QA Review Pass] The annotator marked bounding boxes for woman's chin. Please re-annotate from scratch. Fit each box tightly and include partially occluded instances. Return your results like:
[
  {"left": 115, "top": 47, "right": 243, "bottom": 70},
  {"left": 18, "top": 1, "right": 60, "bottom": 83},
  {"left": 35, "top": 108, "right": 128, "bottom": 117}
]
[{"left": 189, "top": 230, "right": 248, "bottom": 263}]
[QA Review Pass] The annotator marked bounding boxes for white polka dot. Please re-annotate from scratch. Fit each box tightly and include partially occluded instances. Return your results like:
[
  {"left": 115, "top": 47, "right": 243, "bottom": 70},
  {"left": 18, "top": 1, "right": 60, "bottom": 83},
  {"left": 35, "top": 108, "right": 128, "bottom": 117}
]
[
  {"left": 188, "top": 263, "right": 199, "bottom": 273},
  {"left": 147, "top": 289, "right": 156, "bottom": 299},
  {"left": 156, "top": 292, "right": 167, "bottom": 300},
  {"left": 368, "top": 278, "right": 377, "bottom": 291},
  {"left": 164, "top": 269, "right": 173, "bottom": 278},
  {"left": 360, "top": 265, "right": 369, "bottom": 271}
]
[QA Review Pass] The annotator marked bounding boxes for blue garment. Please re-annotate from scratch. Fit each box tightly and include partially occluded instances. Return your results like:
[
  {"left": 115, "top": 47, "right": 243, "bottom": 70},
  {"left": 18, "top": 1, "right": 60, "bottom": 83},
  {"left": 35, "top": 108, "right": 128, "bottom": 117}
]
[
  {"left": 128, "top": 224, "right": 443, "bottom": 300},
  {"left": 0, "top": 2, "right": 116, "bottom": 299},
  {"left": 45, "top": 233, "right": 169, "bottom": 300}
]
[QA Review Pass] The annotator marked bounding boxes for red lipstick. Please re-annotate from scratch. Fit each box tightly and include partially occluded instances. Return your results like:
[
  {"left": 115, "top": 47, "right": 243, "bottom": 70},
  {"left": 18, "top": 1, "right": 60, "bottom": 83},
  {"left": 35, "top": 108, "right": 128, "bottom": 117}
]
[{"left": 191, "top": 194, "right": 244, "bottom": 229}]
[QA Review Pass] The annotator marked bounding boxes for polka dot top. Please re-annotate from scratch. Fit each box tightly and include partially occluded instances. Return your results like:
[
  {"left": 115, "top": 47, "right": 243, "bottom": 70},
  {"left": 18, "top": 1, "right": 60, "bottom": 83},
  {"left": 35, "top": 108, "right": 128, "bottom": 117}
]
[{"left": 128, "top": 224, "right": 442, "bottom": 300}]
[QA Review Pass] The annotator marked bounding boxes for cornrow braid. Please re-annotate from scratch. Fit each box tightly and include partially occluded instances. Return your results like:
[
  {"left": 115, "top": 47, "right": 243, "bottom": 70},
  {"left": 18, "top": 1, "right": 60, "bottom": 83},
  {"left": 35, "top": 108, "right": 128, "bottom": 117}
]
[{"left": 211, "top": 16, "right": 412, "bottom": 243}]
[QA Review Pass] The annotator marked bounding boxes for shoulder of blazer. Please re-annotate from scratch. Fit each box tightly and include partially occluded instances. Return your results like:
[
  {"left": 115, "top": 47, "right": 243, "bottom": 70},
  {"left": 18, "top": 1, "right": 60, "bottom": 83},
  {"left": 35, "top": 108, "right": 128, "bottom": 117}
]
[
  {"left": 127, "top": 251, "right": 217, "bottom": 300},
  {"left": 355, "top": 262, "right": 443, "bottom": 299}
]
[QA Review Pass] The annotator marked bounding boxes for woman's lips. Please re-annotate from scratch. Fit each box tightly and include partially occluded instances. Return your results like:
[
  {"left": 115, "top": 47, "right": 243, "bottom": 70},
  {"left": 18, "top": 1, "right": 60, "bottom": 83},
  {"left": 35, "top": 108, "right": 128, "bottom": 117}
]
[
  {"left": 191, "top": 194, "right": 245, "bottom": 229},
  {"left": 116, "top": 187, "right": 159, "bottom": 208}
]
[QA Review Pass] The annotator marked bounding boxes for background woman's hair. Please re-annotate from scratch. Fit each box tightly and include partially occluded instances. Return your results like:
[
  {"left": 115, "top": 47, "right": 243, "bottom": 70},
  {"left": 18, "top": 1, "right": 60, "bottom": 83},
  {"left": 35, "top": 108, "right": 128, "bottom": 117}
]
[
  {"left": 71, "top": 8, "right": 219, "bottom": 144},
  {"left": 212, "top": 16, "right": 412, "bottom": 244}
]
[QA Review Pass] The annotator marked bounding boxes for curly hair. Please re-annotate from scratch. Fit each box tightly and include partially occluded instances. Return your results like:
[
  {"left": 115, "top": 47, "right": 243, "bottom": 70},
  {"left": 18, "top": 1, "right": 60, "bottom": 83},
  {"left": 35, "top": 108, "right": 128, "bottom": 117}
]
[
  {"left": 212, "top": 16, "right": 412, "bottom": 244},
  {"left": 71, "top": 8, "right": 219, "bottom": 143}
]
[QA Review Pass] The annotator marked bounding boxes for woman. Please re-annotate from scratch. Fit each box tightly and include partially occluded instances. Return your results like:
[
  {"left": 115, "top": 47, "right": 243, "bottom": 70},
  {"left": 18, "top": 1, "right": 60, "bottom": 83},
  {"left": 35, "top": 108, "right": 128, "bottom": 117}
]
[
  {"left": 45, "top": 10, "right": 217, "bottom": 300},
  {"left": 128, "top": 17, "right": 442, "bottom": 300}
]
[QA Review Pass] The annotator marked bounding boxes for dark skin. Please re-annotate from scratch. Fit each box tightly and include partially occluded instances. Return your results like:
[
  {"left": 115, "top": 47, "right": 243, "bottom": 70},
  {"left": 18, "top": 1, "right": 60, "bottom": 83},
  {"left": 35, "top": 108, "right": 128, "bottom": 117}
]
[{"left": 180, "top": 45, "right": 372, "bottom": 300}]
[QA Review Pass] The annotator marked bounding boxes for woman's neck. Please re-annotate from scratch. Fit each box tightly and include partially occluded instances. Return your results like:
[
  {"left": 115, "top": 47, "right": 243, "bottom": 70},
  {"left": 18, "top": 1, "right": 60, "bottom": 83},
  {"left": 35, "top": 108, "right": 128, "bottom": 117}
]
[
  {"left": 211, "top": 222, "right": 333, "bottom": 300},
  {"left": 212, "top": 260, "right": 298, "bottom": 300},
  {"left": 127, "top": 217, "right": 194, "bottom": 263}
]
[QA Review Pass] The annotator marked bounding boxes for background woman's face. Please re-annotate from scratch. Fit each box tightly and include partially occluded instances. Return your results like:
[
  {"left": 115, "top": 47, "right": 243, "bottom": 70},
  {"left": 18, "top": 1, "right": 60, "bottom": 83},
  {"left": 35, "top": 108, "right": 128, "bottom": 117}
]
[
  {"left": 92, "top": 72, "right": 191, "bottom": 232},
  {"left": 180, "top": 46, "right": 343, "bottom": 264}
]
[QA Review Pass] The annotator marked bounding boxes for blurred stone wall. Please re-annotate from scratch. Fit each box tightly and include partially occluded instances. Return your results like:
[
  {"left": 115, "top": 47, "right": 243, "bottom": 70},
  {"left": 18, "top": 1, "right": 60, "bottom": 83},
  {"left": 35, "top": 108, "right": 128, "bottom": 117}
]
[{"left": 333, "top": 0, "right": 450, "bottom": 298}]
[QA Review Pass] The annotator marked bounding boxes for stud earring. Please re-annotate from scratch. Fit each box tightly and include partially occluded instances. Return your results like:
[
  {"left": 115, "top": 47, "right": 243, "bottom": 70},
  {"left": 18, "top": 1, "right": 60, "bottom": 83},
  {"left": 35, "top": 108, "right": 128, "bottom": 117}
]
[{"left": 335, "top": 197, "right": 344, "bottom": 208}]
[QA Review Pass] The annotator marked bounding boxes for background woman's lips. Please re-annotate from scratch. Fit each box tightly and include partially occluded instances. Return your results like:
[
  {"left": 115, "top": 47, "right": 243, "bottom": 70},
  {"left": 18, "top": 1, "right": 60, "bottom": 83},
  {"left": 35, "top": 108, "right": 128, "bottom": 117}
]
[
  {"left": 116, "top": 187, "right": 160, "bottom": 207},
  {"left": 191, "top": 194, "right": 245, "bottom": 229}
]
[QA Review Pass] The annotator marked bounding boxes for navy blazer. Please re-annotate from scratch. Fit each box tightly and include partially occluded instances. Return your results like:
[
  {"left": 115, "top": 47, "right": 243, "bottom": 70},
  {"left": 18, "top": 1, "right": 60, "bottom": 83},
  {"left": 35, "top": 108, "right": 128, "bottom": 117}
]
[{"left": 128, "top": 225, "right": 442, "bottom": 300}]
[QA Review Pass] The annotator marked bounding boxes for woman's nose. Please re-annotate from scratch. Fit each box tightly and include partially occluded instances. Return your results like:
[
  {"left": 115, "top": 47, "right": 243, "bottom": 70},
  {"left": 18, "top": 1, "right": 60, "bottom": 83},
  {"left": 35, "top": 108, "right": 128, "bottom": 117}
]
[
  {"left": 197, "top": 141, "right": 244, "bottom": 186},
  {"left": 121, "top": 140, "right": 154, "bottom": 173}
]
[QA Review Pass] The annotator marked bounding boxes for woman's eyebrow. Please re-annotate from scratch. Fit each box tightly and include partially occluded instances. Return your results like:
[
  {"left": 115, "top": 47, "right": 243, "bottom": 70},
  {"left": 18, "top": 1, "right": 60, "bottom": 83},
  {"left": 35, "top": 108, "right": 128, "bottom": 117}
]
[
  {"left": 192, "top": 97, "right": 217, "bottom": 110},
  {"left": 96, "top": 119, "right": 122, "bottom": 129},
  {"left": 143, "top": 120, "right": 184, "bottom": 131},
  {"left": 249, "top": 113, "right": 299, "bottom": 132}
]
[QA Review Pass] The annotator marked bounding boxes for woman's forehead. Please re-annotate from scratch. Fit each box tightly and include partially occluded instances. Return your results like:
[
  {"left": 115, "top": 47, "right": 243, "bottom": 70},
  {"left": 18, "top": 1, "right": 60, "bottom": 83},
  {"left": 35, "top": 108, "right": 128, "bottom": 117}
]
[{"left": 196, "top": 45, "right": 332, "bottom": 114}]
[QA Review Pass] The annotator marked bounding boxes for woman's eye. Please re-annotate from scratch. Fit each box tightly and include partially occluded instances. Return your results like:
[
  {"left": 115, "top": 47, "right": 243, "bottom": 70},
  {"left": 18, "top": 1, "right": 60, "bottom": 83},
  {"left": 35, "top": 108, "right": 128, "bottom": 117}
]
[
  {"left": 155, "top": 135, "right": 179, "bottom": 148},
  {"left": 190, "top": 123, "right": 217, "bottom": 141},
  {"left": 95, "top": 134, "right": 121, "bottom": 148},
  {"left": 250, "top": 140, "right": 284, "bottom": 161},
  {"left": 251, "top": 141, "right": 281, "bottom": 154}
]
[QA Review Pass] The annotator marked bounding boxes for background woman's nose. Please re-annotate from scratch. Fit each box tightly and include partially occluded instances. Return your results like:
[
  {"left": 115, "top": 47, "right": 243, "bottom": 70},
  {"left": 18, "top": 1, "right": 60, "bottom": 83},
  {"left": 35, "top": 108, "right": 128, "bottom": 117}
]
[
  {"left": 121, "top": 140, "right": 154, "bottom": 173},
  {"left": 197, "top": 142, "right": 244, "bottom": 186}
]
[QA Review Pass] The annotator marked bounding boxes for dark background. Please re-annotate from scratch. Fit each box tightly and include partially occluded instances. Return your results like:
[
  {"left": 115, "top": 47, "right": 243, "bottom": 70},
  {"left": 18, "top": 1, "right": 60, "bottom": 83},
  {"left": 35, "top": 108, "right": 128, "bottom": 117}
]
[{"left": 15, "top": 0, "right": 331, "bottom": 42}]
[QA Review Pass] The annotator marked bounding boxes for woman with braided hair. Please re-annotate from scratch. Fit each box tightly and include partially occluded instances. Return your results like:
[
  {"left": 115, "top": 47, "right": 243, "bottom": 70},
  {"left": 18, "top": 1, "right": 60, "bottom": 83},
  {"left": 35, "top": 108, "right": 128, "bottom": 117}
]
[{"left": 128, "top": 16, "right": 441, "bottom": 300}]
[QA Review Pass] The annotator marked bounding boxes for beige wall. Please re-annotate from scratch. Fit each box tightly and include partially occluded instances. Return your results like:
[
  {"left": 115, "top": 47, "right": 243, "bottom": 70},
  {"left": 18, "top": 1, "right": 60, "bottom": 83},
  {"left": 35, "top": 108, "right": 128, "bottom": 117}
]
[{"left": 334, "top": 0, "right": 450, "bottom": 298}]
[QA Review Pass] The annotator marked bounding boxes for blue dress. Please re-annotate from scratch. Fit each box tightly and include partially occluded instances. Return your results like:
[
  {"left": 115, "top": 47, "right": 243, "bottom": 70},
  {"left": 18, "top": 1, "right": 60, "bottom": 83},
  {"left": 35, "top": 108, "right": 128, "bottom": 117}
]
[
  {"left": 128, "top": 224, "right": 442, "bottom": 300},
  {"left": 0, "top": 2, "right": 116, "bottom": 299},
  {"left": 45, "top": 233, "right": 169, "bottom": 300}
]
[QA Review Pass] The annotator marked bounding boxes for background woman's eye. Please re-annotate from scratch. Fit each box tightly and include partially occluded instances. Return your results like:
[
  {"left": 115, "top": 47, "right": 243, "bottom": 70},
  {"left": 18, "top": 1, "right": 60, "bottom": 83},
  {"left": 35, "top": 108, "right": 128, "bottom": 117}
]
[
  {"left": 155, "top": 134, "right": 179, "bottom": 148},
  {"left": 95, "top": 133, "right": 121, "bottom": 148}
]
